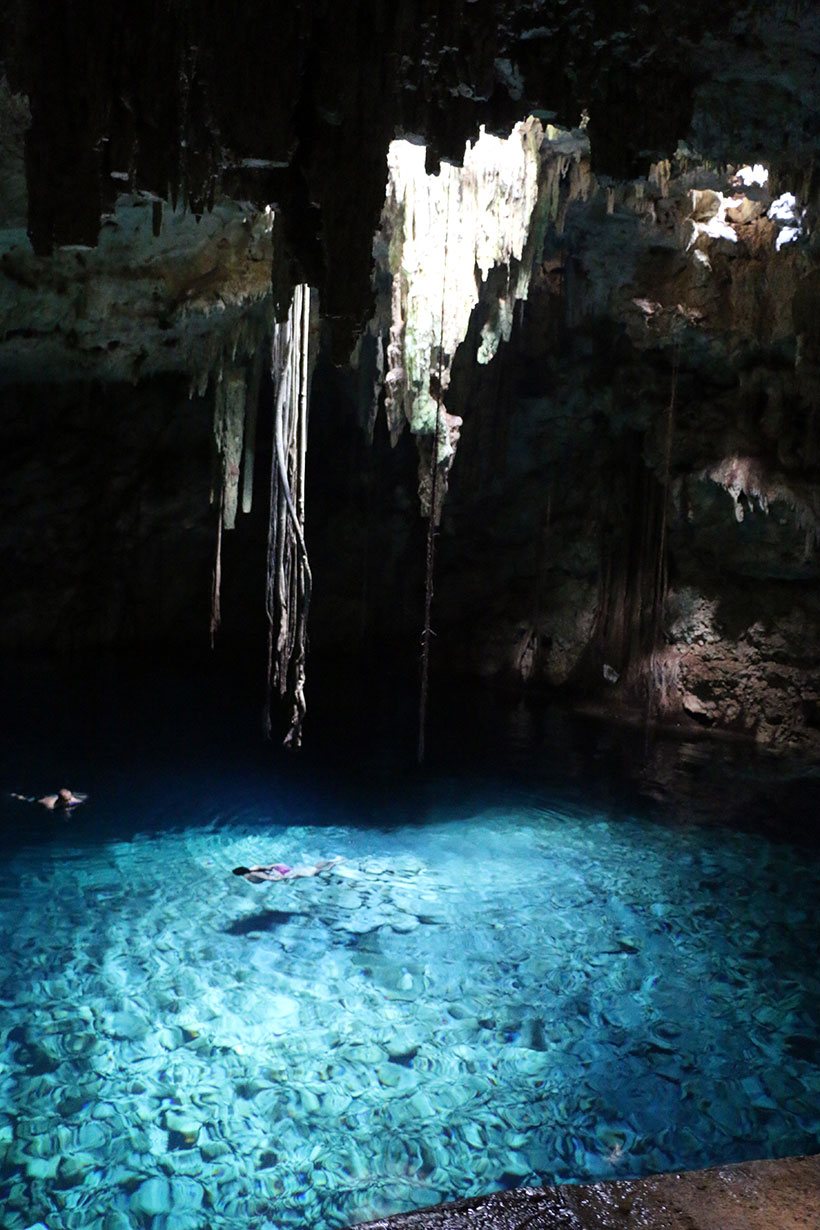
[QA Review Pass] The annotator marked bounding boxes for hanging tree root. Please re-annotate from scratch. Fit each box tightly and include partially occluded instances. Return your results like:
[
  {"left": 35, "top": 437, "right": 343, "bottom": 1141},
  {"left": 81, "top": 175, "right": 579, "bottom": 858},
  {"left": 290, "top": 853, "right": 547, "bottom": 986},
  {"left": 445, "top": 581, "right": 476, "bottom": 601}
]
[
  {"left": 265, "top": 284, "right": 313, "bottom": 748},
  {"left": 206, "top": 288, "right": 313, "bottom": 750}
]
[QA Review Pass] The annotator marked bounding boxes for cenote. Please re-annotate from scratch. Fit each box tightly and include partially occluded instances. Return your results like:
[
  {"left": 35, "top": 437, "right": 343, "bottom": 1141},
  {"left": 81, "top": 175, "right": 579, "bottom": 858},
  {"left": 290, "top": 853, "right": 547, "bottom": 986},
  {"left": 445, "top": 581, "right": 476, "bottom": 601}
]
[
  {"left": 0, "top": 657, "right": 818, "bottom": 1229},
  {"left": 3, "top": 5, "right": 820, "bottom": 1226}
]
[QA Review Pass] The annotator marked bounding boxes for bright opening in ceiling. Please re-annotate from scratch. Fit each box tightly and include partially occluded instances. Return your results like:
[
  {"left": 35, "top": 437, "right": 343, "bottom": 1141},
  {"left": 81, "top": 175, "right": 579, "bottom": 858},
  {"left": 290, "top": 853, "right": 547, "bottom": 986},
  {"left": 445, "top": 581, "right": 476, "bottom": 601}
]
[
  {"left": 373, "top": 119, "right": 589, "bottom": 480},
  {"left": 734, "top": 164, "right": 769, "bottom": 188}
]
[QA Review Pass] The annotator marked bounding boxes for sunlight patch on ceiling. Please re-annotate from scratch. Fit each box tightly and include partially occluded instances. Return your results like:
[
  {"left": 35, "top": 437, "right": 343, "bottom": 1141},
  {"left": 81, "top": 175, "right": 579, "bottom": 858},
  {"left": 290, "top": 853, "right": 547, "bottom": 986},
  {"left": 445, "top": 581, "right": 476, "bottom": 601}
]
[
  {"left": 364, "top": 119, "right": 590, "bottom": 515},
  {"left": 734, "top": 164, "right": 769, "bottom": 188},
  {"left": 769, "top": 192, "right": 805, "bottom": 250},
  {"left": 384, "top": 120, "right": 544, "bottom": 450}
]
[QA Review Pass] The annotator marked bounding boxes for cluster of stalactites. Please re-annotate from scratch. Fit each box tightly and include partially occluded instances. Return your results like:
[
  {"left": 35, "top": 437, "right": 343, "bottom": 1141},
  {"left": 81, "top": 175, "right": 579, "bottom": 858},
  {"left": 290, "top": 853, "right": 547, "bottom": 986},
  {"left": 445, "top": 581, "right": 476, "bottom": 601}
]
[
  {"left": 366, "top": 119, "right": 591, "bottom": 518},
  {"left": 209, "top": 351, "right": 264, "bottom": 646},
  {"left": 207, "top": 283, "right": 317, "bottom": 749}
]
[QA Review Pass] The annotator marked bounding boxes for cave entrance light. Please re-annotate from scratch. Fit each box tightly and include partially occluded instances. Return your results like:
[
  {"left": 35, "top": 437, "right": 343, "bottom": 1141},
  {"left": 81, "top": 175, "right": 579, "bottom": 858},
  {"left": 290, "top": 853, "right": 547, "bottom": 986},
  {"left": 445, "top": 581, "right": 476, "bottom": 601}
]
[
  {"left": 367, "top": 119, "right": 591, "bottom": 760},
  {"left": 374, "top": 119, "right": 590, "bottom": 511},
  {"left": 734, "top": 163, "right": 769, "bottom": 188}
]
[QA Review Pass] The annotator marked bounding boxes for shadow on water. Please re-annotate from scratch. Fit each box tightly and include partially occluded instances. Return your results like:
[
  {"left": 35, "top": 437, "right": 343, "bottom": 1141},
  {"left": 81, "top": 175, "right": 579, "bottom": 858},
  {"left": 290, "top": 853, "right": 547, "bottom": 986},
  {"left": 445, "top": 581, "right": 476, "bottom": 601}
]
[{"left": 225, "top": 908, "right": 309, "bottom": 935}]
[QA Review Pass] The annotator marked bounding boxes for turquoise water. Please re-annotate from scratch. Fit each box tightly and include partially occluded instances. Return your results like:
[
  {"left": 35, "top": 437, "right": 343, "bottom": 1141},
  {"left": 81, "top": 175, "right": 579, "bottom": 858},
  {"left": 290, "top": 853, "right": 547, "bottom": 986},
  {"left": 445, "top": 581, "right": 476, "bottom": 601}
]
[{"left": 0, "top": 662, "right": 818, "bottom": 1229}]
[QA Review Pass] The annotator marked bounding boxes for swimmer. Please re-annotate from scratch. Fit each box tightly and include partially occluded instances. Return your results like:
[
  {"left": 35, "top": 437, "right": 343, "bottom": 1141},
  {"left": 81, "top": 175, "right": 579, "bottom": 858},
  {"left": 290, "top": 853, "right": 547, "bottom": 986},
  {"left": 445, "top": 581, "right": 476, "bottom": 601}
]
[
  {"left": 10, "top": 788, "right": 88, "bottom": 810},
  {"left": 232, "top": 857, "right": 343, "bottom": 884}
]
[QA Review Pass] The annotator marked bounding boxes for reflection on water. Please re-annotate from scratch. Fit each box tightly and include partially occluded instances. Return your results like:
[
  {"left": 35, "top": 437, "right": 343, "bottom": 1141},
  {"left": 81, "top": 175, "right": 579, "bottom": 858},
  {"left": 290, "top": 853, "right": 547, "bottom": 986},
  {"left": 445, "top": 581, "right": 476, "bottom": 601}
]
[{"left": 0, "top": 654, "right": 817, "bottom": 1230}]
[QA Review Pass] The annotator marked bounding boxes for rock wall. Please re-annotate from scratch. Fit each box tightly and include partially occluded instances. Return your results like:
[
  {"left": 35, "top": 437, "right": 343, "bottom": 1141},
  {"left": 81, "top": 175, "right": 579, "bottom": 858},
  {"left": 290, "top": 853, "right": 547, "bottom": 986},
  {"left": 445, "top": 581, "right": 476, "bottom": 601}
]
[
  {"left": 0, "top": 376, "right": 270, "bottom": 650},
  {"left": 0, "top": 0, "right": 756, "bottom": 356},
  {"left": 1, "top": 2, "right": 819, "bottom": 753},
  {"left": 306, "top": 148, "right": 820, "bottom": 753},
  {"left": 422, "top": 160, "right": 820, "bottom": 751}
]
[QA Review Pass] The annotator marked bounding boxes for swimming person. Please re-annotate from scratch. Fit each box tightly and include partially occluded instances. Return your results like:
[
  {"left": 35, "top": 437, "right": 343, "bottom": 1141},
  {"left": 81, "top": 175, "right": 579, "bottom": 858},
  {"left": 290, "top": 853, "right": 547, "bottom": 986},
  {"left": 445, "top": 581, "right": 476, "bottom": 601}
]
[
  {"left": 10, "top": 788, "right": 88, "bottom": 810},
  {"left": 232, "top": 857, "right": 343, "bottom": 884}
]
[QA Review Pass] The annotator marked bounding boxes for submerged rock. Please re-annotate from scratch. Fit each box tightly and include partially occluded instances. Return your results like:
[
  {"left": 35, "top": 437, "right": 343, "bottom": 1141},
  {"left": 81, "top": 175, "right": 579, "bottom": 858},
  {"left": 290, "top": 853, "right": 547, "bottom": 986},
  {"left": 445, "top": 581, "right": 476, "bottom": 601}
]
[
  {"left": 164, "top": 1109, "right": 202, "bottom": 1146},
  {"left": 108, "top": 1010, "right": 150, "bottom": 1041},
  {"left": 337, "top": 908, "right": 392, "bottom": 935},
  {"left": 131, "top": 1176, "right": 173, "bottom": 1217},
  {"left": 386, "top": 1033, "right": 422, "bottom": 1062}
]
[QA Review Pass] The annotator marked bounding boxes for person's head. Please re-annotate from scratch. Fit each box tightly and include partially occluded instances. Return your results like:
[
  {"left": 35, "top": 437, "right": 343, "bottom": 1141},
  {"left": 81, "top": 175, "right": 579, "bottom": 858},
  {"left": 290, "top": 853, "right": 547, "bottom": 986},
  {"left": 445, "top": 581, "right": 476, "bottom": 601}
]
[
  {"left": 232, "top": 866, "right": 251, "bottom": 877},
  {"left": 58, "top": 789, "right": 72, "bottom": 801}
]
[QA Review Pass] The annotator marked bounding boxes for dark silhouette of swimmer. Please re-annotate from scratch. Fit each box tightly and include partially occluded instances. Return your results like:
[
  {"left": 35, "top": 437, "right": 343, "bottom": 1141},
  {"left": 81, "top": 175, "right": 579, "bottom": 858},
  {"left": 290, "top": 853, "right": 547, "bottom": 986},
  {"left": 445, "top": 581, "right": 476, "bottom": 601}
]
[
  {"left": 10, "top": 788, "right": 87, "bottom": 811},
  {"left": 232, "top": 857, "right": 342, "bottom": 884}
]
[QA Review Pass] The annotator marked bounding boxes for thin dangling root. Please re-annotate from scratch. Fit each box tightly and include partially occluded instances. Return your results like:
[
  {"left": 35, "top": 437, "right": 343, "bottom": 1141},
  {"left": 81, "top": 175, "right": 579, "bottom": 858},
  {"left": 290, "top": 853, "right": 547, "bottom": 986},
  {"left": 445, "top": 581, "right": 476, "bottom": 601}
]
[
  {"left": 210, "top": 489, "right": 224, "bottom": 648},
  {"left": 418, "top": 177, "right": 452, "bottom": 765},
  {"left": 645, "top": 341, "right": 680, "bottom": 729}
]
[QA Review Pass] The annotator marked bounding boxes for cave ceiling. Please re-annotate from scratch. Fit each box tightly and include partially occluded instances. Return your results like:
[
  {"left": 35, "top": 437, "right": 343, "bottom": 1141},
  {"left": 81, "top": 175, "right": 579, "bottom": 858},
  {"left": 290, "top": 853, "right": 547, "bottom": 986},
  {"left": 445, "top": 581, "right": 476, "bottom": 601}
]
[
  {"left": 1, "top": 0, "right": 817, "bottom": 372},
  {"left": 1, "top": 2, "right": 819, "bottom": 752}
]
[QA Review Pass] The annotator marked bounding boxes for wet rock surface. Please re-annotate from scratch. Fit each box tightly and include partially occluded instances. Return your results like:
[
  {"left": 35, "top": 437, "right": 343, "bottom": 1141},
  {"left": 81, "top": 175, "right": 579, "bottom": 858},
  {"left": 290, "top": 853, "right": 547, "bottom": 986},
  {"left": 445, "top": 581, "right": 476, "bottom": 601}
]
[
  {"left": 1, "top": 2, "right": 819, "bottom": 753},
  {"left": 308, "top": 143, "right": 820, "bottom": 753},
  {"left": 353, "top": 1153, "right": 820, "bottom": 1229}
]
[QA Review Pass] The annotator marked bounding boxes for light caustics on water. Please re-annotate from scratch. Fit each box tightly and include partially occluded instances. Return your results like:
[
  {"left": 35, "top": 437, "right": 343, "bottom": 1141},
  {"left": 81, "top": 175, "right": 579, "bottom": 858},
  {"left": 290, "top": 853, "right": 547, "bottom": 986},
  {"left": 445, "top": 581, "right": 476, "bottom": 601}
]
[{"left": 0, "top": 795, "right": 818, "bottom": 1230}]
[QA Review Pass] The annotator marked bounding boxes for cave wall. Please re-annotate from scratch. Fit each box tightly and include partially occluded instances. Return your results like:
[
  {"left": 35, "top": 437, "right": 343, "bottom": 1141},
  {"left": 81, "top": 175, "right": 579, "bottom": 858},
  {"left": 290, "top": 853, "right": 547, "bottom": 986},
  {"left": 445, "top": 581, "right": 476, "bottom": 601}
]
[
  {"left": 432, "top": 161, "right": 820, "bottom": 750},
  {"left": 307, "top": 153, "right": 820, "bottom": 753},
  {"left": 1, "top": 1, "right": 819, "bottom": 752},
  {"left": 0, "top": 375, "right": 272, "bottom": 650},
  {"left": 0, "top": 378, "right": 214, "bottom": 648},
  {"left": 1, "top": 0, "right": 799, "bottom": 356}
]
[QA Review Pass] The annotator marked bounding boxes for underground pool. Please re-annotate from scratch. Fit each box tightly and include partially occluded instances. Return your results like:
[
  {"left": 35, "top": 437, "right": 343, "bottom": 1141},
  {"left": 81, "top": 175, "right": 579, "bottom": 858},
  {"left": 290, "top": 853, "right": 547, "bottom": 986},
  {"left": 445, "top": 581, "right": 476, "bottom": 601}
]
[{"left": 0, "top": 662, "right": 818, "bottom": 1229}]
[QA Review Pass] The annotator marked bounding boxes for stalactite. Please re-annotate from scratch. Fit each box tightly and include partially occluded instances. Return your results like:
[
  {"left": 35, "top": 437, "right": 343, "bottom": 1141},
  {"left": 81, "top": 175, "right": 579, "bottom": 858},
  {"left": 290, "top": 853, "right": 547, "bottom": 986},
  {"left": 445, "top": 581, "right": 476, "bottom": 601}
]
[
  {"left": 221, "top": 370, "right": 247, "bottom": 531},
  {"left": 366, "top": 120, "right": 591, "bottom": 518},
  {"left": 264, "top": 284, "right": 316, "bottom": 748},
  {"left": 210, "top": 490, "right": 224, "bottom": 649},
  {"left": 205, "top": 301, "right": 280, "bottom": 646},
  {"left": 357, "top": 120, "right": 591, "bottom": 760},
  {"left": 241, "top": 352, "right": 263, "bottom": 516},
  {"left": 209, "top": 378, "right": 227, "bottom": 643},
  {"left": 705, "top": 453, "right": 820, "bottom": 545},
  {"left": 209, "top": 363, "right": 249, "bottom": 641}
]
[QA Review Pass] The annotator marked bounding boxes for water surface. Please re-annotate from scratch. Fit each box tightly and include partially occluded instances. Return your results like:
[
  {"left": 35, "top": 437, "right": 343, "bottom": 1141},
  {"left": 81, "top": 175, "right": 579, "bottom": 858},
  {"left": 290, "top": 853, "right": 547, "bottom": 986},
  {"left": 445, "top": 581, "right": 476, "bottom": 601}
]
[{"left": 0, "top": 655, "right": 818, "bottom": 1229}]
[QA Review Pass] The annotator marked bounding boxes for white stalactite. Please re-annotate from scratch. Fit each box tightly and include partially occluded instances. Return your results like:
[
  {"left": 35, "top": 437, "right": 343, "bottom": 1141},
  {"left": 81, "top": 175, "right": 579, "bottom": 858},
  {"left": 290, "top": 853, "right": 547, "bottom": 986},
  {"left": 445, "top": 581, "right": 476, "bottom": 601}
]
[
  {"left": 209, "top": 363, "right": 247, "bottom": 642},
  {"left": 372, "top": 119, "right": 590, "bottom": 512},
  {"left": 241, "top": 351, "right": 263, "bottom": 516},
  {"left": 220, "top": 370, "right": 247, "bottom": 531}
]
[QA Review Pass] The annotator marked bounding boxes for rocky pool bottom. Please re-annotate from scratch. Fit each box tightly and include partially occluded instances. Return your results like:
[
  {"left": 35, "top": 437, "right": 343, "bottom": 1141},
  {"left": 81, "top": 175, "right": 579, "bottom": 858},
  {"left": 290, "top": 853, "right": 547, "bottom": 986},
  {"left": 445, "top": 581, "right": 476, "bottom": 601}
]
[{"left": 0, "top": 655, "right": 818, "bottom": 1229}]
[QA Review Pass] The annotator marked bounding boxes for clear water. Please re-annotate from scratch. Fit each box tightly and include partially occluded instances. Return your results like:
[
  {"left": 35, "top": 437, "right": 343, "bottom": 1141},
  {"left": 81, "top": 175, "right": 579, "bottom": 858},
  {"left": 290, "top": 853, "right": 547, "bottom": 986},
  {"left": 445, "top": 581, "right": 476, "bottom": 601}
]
[{"left": 0, "top": 656, "right": 818, "bottom": 1230}]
